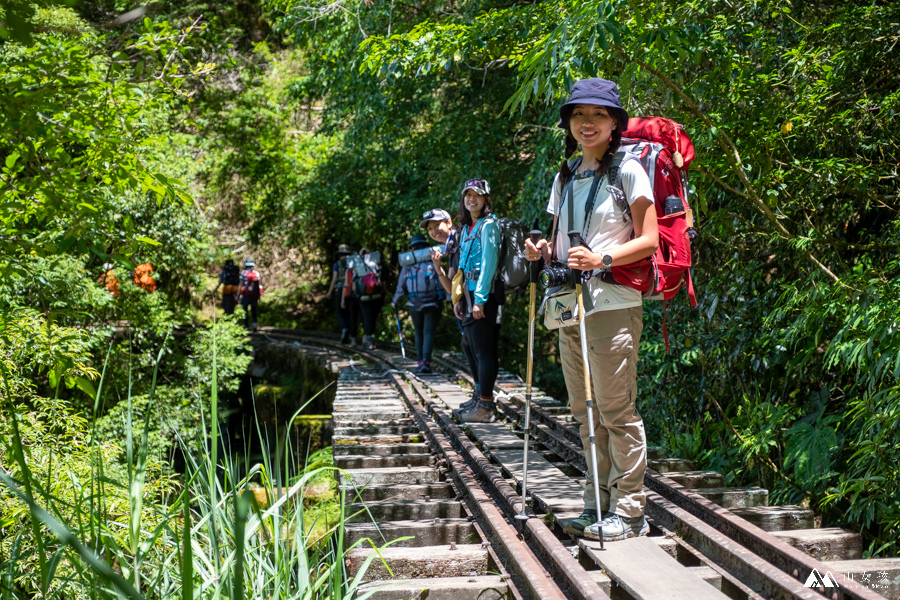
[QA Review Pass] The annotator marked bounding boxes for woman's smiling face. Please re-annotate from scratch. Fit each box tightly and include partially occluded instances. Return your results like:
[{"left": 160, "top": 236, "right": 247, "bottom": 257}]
[
  {"left": 464, "top": 189, "right": 486, "bottom": 217},
  {"left": 568, "top": 104, "right": 617, "bottom": 151}
]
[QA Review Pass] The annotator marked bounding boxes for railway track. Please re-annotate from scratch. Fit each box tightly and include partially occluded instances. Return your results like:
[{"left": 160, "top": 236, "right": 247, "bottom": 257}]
[{"left": 253, "top": 329, "right": 897, "bottom": 600}]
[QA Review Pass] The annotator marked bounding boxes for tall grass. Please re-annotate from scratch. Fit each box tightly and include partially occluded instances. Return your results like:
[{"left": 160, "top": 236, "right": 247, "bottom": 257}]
[{"left": 0, "top": 331, "right": 397, "bottom": 599}]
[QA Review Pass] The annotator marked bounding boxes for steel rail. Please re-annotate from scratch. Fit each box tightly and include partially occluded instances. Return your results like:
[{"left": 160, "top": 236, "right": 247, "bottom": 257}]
[
  {"left": 386, "top": 370, "right": 568, "bottom": 600},
  {"left": 261, "top": 330, "right": 603, "bottom": 600},
  {"left": 266, "top": 330, "right": 887, "bottom": 600},
  {"left": 431, "top": 349, "right": 887, "bottom": 600}
]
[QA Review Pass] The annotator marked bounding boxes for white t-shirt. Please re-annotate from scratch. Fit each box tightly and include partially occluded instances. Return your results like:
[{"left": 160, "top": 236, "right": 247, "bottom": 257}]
[{"left": 546, "top": 157, "right": 654, "bottom": 314}]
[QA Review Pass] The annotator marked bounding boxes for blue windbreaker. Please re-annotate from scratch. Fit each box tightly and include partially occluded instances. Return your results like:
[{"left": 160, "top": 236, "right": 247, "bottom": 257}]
[{"left": 458, "top": 216, "right": 500, "bottom": 305}]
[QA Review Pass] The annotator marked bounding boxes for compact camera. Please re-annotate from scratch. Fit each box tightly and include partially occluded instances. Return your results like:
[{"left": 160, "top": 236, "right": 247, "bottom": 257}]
[{"left": 539, "top": 261, "right": 577, "bottom": 289}]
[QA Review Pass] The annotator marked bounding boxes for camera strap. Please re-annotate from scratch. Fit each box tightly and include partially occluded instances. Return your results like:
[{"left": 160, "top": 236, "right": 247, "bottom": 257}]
[{"left": 551, "top": 160, "right": 605, "bottom": 261}]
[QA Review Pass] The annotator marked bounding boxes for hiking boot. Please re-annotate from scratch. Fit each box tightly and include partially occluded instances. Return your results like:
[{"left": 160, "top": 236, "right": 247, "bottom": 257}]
[
  {"left": 340, "top": 329, "right": 350, "bottom": 345},
  {"left": 585, "top": 514, "right": 649, "bottom": 542},
  {"left": 458, "top": 402, "right": 496, "bottom": 423},
  {"left": 419, "top": 361, "right": 432, "bottom": 374},
  {"left": 452, "top": 390, "right": 481, "bottom": 417},
  {"left": 362, "top": 335, "right": 374, "bottom": 350},
  {"left": 562, "top": 509, "right": 599, "bottom": 537}
]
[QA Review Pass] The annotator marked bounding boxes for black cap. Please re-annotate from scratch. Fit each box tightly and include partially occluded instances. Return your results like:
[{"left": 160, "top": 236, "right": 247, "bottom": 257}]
[{"left": 558, "top": 78, "right": 630, "bottom": 131}]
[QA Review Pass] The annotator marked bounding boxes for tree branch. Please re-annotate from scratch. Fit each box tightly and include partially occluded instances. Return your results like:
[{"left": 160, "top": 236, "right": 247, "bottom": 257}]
[
  {"left": 620, "top": 48, "right": 847, "bottom": 287},
  {"left": 695, "top": 164, "right": 751, "bottom": 200}
]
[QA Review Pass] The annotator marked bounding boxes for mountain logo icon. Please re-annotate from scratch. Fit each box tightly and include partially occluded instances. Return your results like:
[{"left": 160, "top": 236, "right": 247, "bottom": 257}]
[{"left": 804, "top": 569, "right": 839, "bottom": 588}]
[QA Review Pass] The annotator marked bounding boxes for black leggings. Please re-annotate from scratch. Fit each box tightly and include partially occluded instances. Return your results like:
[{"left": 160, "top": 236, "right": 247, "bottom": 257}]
[
  {"left": 358, "top": 297, "right": 383, "bottom": 335},
  {"left": 335, "top": 294, "right": 358, "bottom": 333},
  {"left": 462, "top": 297, "right": 500, "bottom": 399},
  {"left": 460, "top": 331, "right": 479, "bottom": 389}
]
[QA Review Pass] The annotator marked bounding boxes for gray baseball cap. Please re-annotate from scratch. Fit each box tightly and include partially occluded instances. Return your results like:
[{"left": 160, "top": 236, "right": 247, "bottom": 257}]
[
  {"left": 419, "top": 208, "right": 452, "bottom": 229},
  {"left": 462, "top": 178, "right": 490, "bottom": 196}
]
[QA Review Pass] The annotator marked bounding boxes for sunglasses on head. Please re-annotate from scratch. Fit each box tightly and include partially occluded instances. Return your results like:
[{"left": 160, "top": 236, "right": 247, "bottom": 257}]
[{"left": 422, "top": 210, "right": 436, "bottom": 219}]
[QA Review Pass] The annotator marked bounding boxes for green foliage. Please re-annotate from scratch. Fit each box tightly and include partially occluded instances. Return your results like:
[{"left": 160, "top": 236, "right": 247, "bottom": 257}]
[
  {"left": 1, "top": 336, "right": 391, "bottom": 598},
  {"left": 269, "top": 0, "right": 900, "bottom": 554}
]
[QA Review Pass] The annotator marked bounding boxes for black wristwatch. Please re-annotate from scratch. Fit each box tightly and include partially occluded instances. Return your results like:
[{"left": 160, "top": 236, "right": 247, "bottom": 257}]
[{"left": 599, "top": 253, "right": 613, "bottom": 272}]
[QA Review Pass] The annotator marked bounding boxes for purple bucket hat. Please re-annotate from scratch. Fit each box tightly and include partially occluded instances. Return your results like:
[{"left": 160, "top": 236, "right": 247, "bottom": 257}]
[{"left": 558, "top": 78, "right": 630, "bottom": 131}]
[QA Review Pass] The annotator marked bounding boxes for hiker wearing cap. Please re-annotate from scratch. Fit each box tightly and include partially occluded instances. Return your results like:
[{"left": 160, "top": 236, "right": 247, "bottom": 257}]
[
  {"left": 392, "top": 233, "right": 444, "bottom": 373},
  {"left": 454, "top": 178, "right": 502, "bottom": 423},
  {"left": 239, "top": 258, "right": 263, "bottom": 331},
  {"left": 212, "top": 259, "right": 240, "bottom": 315},
  {"left": 326, "top": 244, "right": 358, "bottom": 345},
  {"left": 524, "top": 78, "right": 658, "bottom": 542},
  {"left": 421, "top": 208, "right": 483, "bottom": 409}
]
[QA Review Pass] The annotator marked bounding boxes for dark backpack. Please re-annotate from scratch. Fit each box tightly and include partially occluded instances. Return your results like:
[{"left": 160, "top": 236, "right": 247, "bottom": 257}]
[
  {"left": 495, "top": 217, "right": 531, "bottom": 292},
  {"left": 223, "top": 264, "right": 240, "bottom": 286}
]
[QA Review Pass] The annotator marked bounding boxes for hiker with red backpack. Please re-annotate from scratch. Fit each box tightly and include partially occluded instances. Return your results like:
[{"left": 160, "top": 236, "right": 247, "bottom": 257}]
[
  {"left": 239, "top": 258, "right": 263, "bottom": 331},
  {"left": 352, "top": 248, "right": 384, "bottom": 350},
  {"left": 524, "top": 78, "right": 659, "bottom": 543}
]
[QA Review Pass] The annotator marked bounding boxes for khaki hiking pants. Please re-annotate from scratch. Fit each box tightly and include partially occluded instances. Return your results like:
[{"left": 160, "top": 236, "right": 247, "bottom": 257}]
[{"left": 558, "top": 306, "right": 646, "bottom": 518}]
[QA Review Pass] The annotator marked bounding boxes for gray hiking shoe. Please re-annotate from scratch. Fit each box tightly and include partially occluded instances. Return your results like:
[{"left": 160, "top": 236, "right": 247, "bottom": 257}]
[
  {"left": 458, "top": 402, "right": 497, "bottom": 423},
  {"left": 584, "top": 514, "right": 649, "bottom": 542},
  {"left": 452, "top": 390, "right": 481, "bottom": 417}
]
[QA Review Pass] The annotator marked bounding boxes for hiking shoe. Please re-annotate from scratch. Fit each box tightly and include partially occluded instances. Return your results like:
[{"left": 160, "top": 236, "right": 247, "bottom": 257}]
[
  {"left": 452, "top": 391, "right": 481, "bottom": 417},
  {"left": 584, "top": 514, "right": 649, "bottom": 542},
  {"left": 419, "top": 362, "right": 433, "bottom": 374},
  {"left": 562, "top": 509, "right": 599, "bottom": 537},
  {"left": 362, "top": 335, "right": 374, "bottom": 350},
  {"left": 458, "top": 402, "right": 497, "bottom": 423},
  {"left": 340, "top": 329, "right": 350, "bottom": 345}
]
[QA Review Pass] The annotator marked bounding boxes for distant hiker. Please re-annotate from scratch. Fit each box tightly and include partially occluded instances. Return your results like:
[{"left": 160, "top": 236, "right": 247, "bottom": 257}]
[
  {"left": 325, "top": 244, "right": 358, "bottom": 345},
  {"left": 392, "top": 233, "right": 444, "bottom": 373},
  {"left": 239, "top": 258, "right": 263, "bottom": 331},
  {"left": 353, "top": 248, "right": 384, "bottom": 350},
  {"left": 524, "top": 78, "right": 657, "bottom": 542},
  {"left": 454, "top": 179, "right": 501, "bottom": 423},
  {"left": 213, "top": 259, "right": 241, "bottom": 315},
  {"left": 421, "top": 208, "right": 482, "bottom": 407}
]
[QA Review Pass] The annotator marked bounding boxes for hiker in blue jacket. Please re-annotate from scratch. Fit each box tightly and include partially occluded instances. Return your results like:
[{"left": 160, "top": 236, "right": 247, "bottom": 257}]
[
  {"left": 454, "top": 178, "right": 501, "bottom": 423},
  {"left": 392, "top": 233, "right": 444, "bottom": 373}
]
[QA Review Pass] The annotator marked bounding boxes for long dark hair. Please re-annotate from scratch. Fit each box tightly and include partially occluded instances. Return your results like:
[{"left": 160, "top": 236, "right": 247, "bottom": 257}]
[
  {"left": 557, "top": 106, "right": 623, "bottom": 188},
  {"left": 457, "top": 192, "right": 493, "bottom": 229}
]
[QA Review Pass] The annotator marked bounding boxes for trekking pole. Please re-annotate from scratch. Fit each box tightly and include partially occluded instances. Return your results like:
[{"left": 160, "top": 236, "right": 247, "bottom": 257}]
[
  {"left": 569, "top": 230, "right": 604, "bottom": 549},
  {"left": 516, "top": 226, "right": 543, "bottom": 521},
  {"left": 392, "top": 305, "right": 407, "bottom": 360}
]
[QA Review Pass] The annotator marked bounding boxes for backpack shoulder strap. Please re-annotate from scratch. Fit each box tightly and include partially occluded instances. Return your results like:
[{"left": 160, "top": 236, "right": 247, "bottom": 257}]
[
  {"left": 606, "top": 151, "right": 632, "bottom": 223},
  {"left": 550, "top": 158, "right": 582, "bottom": 259}
]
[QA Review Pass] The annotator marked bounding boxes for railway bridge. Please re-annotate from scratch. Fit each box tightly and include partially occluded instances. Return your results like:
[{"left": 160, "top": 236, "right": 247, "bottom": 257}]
[{"left": 253, "top": 329, "right": 899, "bottom": 600}]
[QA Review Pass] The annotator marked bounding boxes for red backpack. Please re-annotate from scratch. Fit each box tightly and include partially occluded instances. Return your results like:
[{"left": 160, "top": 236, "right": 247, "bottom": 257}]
[
  {"left": 604, "top": 117, "right": 698, "bottom": 350},
  {"left": 241, "top": 270, "right": 262, "bottom": 299}
]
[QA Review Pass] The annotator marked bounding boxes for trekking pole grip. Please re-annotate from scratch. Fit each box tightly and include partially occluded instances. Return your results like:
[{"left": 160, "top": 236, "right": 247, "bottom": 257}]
[
  {"left": 567, "top": 230, "right": 583, "bottom": 279},
  {"left": 529, "top": 229, "right": 542, "bottom": 283}
]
